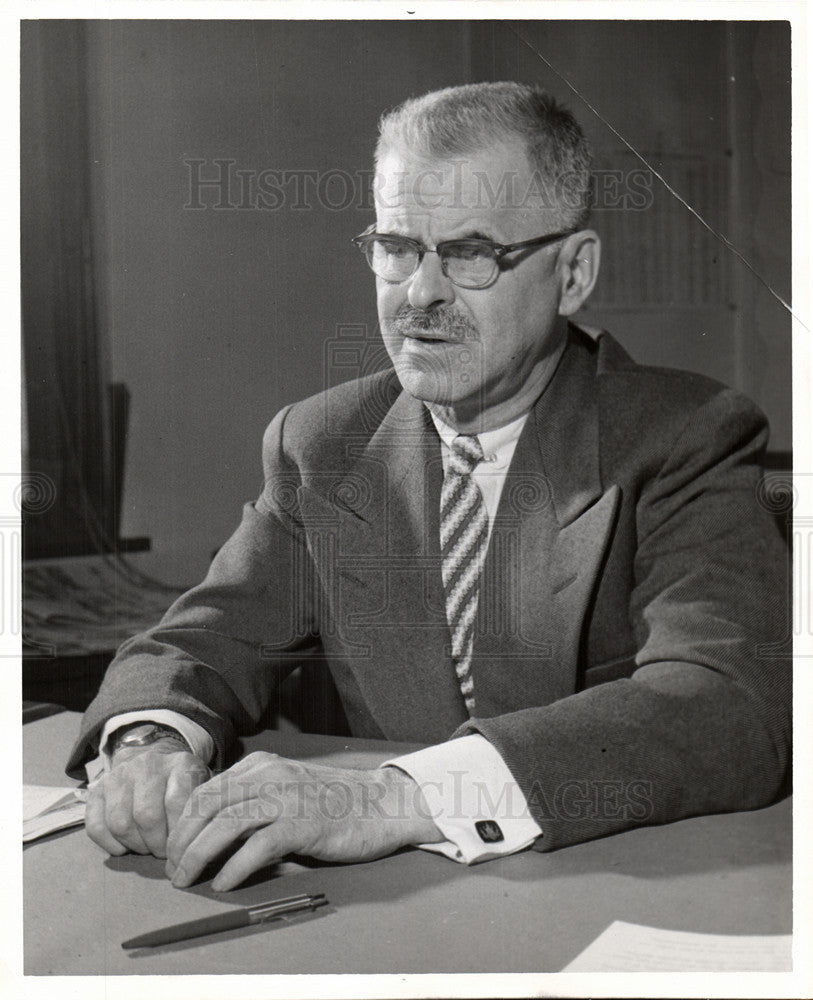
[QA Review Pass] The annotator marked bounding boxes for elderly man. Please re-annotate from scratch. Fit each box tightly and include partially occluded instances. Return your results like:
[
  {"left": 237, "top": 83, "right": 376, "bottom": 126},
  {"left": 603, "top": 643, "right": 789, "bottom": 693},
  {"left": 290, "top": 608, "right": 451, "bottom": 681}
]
[{"left": 68, "top": 82, "right": 790, "bottom": 892}]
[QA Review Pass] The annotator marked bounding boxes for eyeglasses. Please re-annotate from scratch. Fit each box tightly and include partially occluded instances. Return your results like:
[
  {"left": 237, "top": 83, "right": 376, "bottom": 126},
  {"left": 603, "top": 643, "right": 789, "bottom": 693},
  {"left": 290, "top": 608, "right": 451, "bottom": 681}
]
[{"left": 351, "top": 225, "right": 576, "bottom": 289}]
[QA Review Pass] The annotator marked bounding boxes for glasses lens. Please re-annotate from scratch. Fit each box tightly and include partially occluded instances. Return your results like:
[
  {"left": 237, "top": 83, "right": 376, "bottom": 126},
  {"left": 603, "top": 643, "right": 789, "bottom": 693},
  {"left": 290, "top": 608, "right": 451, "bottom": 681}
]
[
  {"left": 442, "top": 242, "right": 498, "bottom": 288},
  {"left": 368, "top": 238, "right": 419, "bottom": 283}
]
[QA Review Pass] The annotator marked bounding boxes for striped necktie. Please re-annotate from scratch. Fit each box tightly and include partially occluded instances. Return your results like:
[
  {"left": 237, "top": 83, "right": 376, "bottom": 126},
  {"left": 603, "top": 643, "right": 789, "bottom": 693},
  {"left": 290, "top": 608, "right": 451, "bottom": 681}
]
[{"left": 440, "top": 434, "right": 488, "bottom": 715}]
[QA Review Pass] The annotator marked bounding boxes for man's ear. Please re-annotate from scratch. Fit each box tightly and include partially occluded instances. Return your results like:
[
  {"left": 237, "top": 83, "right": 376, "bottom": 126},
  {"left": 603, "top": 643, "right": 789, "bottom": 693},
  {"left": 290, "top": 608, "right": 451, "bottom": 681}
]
[{"left": 557, "top": 231, "right": 601, "bottom": 316}]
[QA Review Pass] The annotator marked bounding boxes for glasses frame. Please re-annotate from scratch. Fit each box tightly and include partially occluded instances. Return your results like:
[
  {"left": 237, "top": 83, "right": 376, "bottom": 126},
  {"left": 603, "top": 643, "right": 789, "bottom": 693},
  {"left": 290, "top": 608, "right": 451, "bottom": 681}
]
[{"left": 351, "top": 225, "right": 577, "bottom": 288}]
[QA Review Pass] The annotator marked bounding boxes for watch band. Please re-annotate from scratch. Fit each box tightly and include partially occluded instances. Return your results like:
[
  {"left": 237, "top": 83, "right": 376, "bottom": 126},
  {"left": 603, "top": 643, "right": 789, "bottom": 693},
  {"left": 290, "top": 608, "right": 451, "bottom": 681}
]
[{"left": 109, "top": 721, "right": 191, "bottom": 755}]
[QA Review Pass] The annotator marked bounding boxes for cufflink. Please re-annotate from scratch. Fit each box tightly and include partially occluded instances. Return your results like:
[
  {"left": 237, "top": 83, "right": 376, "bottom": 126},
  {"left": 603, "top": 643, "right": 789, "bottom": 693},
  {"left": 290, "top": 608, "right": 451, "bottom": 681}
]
[{"left": 475, "top": 819, "right": 504, "bottom": 843}]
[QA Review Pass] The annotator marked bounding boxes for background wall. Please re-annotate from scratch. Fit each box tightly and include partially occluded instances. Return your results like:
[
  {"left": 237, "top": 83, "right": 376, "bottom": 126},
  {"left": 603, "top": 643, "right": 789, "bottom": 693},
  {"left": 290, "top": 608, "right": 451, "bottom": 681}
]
[
  {"left": 75, "top": 19, "right": 790, "bottom": 583},
  {"left": 471, "top": 21, "right": 791, "bottom": 441}
]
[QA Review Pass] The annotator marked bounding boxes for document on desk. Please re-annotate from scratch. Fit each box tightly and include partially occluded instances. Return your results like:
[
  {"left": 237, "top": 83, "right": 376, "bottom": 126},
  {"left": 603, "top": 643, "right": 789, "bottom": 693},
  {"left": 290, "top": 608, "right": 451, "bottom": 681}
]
[
  {"left": 23, "top": 785, "right": 86, "bottom": 843},
  {"left": 563, "top": 920, "right": 792, "bottom": 972}
]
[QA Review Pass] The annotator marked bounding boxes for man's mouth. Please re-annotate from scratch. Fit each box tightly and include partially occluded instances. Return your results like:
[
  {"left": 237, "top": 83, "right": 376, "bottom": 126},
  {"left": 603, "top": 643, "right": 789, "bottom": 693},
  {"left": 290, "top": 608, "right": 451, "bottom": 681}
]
[{"left": 405, "top": 331, "right": 452, "bottom": 343}]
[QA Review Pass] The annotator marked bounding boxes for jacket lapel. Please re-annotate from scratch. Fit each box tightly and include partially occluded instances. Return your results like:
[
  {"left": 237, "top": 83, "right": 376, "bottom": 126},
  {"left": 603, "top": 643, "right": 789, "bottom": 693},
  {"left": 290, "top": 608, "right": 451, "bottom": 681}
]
[
  {"left": 472, "top": 329, "right": 620, "bottom": 715},
  {"left": 296, "top": 391, "right": 467, "bottom": 741}
]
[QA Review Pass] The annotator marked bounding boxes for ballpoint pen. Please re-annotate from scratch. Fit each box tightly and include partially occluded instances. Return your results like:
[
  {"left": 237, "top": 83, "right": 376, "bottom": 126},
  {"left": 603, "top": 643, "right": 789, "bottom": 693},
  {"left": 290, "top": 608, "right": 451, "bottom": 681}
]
[{"left": 121, "top": 892, "right": 328, "bottom": 949}]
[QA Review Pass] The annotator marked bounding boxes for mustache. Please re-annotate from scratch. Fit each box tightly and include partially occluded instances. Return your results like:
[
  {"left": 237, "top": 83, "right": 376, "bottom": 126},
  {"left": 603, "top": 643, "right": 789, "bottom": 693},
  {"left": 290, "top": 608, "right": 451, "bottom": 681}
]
[{"left": 390, "top": 306, "right": 478, "bottom": 341}]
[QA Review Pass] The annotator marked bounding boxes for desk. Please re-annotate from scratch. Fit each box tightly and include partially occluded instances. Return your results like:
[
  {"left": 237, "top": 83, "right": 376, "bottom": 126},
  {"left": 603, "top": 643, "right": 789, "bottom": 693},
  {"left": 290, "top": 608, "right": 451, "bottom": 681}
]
[{"left": 24, "top": 712, "right": 791, "bottom": 975}]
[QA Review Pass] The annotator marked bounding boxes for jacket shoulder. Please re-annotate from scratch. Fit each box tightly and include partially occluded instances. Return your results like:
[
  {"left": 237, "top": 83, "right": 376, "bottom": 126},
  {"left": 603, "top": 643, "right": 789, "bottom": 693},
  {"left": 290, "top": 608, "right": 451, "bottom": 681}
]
[
  {"left": 584, "top": 328, "right": 769, "bottom": 474},
  {"left": 263, "top": 369, "right": 401, "bottom": 471},
  {"left": 590, "top": 327, "right": 766, "bottom": 429}
]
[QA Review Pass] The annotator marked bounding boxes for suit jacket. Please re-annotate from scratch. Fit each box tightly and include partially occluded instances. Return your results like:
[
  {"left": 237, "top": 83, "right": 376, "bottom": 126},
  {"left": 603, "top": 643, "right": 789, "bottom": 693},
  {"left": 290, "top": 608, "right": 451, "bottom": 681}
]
[{"left": 68, "top": 325, "right": 791, "bottom": 850}]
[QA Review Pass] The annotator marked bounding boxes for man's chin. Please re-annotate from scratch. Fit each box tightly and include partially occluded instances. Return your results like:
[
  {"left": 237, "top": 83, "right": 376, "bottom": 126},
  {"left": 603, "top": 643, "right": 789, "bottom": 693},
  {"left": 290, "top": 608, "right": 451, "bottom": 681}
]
[{"left": 391, "top": 359, "right": 459, "bottom": 405}]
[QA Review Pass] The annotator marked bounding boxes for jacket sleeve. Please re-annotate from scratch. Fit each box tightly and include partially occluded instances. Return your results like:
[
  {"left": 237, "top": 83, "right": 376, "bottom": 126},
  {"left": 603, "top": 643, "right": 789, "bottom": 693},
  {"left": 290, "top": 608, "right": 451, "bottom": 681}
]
[
  {"left": 66, "top": 405, "right": 322, "bottom": 778},
  {"left": 455, "top": 390, "right": 791, "bottom": 850}
]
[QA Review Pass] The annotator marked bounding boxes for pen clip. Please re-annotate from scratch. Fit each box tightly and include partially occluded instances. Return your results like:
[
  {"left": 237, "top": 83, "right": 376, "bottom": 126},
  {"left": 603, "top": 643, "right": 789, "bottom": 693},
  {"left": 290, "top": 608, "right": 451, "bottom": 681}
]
[{"left": 249, "top": 894, "right": 327, "bottom": 923}]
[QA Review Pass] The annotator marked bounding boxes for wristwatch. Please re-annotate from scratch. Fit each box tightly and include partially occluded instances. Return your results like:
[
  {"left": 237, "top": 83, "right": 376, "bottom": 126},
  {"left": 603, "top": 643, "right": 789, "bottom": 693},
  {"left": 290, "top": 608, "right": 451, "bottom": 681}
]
[{"left": 109, "top": 721, "right": 191, "bottom": 755}]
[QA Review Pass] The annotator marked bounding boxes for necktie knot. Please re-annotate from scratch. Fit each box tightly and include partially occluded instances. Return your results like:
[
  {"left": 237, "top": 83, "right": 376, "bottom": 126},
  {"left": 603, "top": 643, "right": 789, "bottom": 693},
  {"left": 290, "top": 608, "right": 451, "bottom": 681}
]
[{"left": 449, "top": 435, "right": 484, "bottom": 477}]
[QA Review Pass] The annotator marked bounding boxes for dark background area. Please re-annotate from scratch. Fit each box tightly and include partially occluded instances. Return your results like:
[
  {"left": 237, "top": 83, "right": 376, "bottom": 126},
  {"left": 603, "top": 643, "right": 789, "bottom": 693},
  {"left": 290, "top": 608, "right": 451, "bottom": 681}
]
[{"left": 22, "top": 18, "right": 791, "bottom": 584}]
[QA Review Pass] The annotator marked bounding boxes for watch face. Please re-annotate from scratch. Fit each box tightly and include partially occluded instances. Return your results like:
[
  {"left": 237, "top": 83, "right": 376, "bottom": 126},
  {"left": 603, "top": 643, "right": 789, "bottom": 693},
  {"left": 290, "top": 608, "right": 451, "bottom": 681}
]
[
  {"left": 119, "top": 724, "right": 159, "bottom": 746},
  {"left": 115, "top": 723, "right": 187, "bottom": 752}
]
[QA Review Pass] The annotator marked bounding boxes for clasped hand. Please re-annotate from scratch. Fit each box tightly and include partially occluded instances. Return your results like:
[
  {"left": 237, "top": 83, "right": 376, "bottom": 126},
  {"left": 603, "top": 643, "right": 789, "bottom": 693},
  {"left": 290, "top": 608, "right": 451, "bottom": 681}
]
[{"left": 86, "top": 748, "right": 441, "bottom": 891}]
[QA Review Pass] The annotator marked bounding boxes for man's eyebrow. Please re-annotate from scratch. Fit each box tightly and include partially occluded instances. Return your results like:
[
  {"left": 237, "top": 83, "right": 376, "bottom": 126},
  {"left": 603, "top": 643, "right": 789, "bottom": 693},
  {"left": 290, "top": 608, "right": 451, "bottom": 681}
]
[
  {"left": 374, "top": 228, "right": 498, "bottom": 243},
  {"left": 447, "top": 230, "right": 496, "bottom": 242},
  {"left": 376, "top": 228, "right": 418, "bottom": 240}
]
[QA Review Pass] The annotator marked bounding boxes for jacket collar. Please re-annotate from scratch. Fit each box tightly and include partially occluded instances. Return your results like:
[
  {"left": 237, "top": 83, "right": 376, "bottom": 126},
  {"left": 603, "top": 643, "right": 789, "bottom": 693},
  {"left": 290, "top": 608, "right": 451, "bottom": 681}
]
[{"left": 530, "top": 324, "right": 603, "bottom": 527}]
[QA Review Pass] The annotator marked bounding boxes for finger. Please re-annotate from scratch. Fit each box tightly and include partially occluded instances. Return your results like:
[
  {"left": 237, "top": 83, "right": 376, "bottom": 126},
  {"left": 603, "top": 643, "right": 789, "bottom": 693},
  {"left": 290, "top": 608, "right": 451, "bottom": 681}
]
[
  {"left": 164, "top": 760, "right": 210, "bottom": 839},
  {"left": 211, "top": 819, "right": 302, "bottom": 892},
  {"left": 170, "top": 801, "right": 262, "bottom": 888},
  {"left": 84, "top": 780, "right": 128, "bottom": 856},
  {"left": 166, "top": 773, "right": 224, "bottom": 872},
  {"left": 104, "top": 775, "right": 151, "bottom": 855},
  {"left": 167, "top": 766, "right": 256, "bottom": 871},
  {"left": 131, "top": 775, "right": 169, "bottom": 859}
]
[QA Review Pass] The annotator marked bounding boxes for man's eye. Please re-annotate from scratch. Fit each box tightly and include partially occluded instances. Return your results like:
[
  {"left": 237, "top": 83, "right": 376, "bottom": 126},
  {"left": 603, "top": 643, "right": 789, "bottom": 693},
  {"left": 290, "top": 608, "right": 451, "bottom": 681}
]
[
  {"left": 445, "top": 242, "right": 493, "bottom": 262},
  {"left": 377, "top": 240, "right": 412, "bottom": 258}
]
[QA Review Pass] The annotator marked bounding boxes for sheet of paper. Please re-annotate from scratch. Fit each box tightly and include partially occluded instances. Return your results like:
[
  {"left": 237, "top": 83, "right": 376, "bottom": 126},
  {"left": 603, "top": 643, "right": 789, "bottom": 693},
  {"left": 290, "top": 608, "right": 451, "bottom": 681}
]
[
  {"left": 562, "top": 920, "right": 791, "bottom": 972},
  {"left": 23, "top": 784, "right": 87, "bottom": 843}
]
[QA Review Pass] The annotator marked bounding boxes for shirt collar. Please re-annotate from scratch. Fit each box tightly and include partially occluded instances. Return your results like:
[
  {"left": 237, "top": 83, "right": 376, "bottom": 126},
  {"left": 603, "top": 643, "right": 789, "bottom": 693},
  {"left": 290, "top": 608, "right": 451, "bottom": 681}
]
[{"left": 428, "top": 408, "right": 529, "bottom": 464}]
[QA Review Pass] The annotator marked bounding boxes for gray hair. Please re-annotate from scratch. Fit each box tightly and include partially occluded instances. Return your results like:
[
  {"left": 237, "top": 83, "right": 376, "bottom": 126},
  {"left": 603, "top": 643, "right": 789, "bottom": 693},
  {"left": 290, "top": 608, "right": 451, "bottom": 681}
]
[{"left": 376, "top": 81, "right": 593, "bottom": 229}]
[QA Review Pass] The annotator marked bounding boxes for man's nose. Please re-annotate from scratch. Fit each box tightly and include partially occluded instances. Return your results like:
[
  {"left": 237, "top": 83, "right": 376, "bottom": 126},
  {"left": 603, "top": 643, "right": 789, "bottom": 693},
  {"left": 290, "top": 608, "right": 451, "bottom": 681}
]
[{"left": 407, "top": 251, "right": 455, "bottom": 311}]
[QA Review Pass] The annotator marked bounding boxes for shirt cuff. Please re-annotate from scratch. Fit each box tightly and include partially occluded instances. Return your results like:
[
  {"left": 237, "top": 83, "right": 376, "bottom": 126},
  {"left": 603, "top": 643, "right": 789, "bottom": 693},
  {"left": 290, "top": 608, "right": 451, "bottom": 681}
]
[
  {"left": 384, "top": 734, "right": 542, "bottom": 864},
  {"left": 98, "top": 711, "right": 214, "bottom": 770}
]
